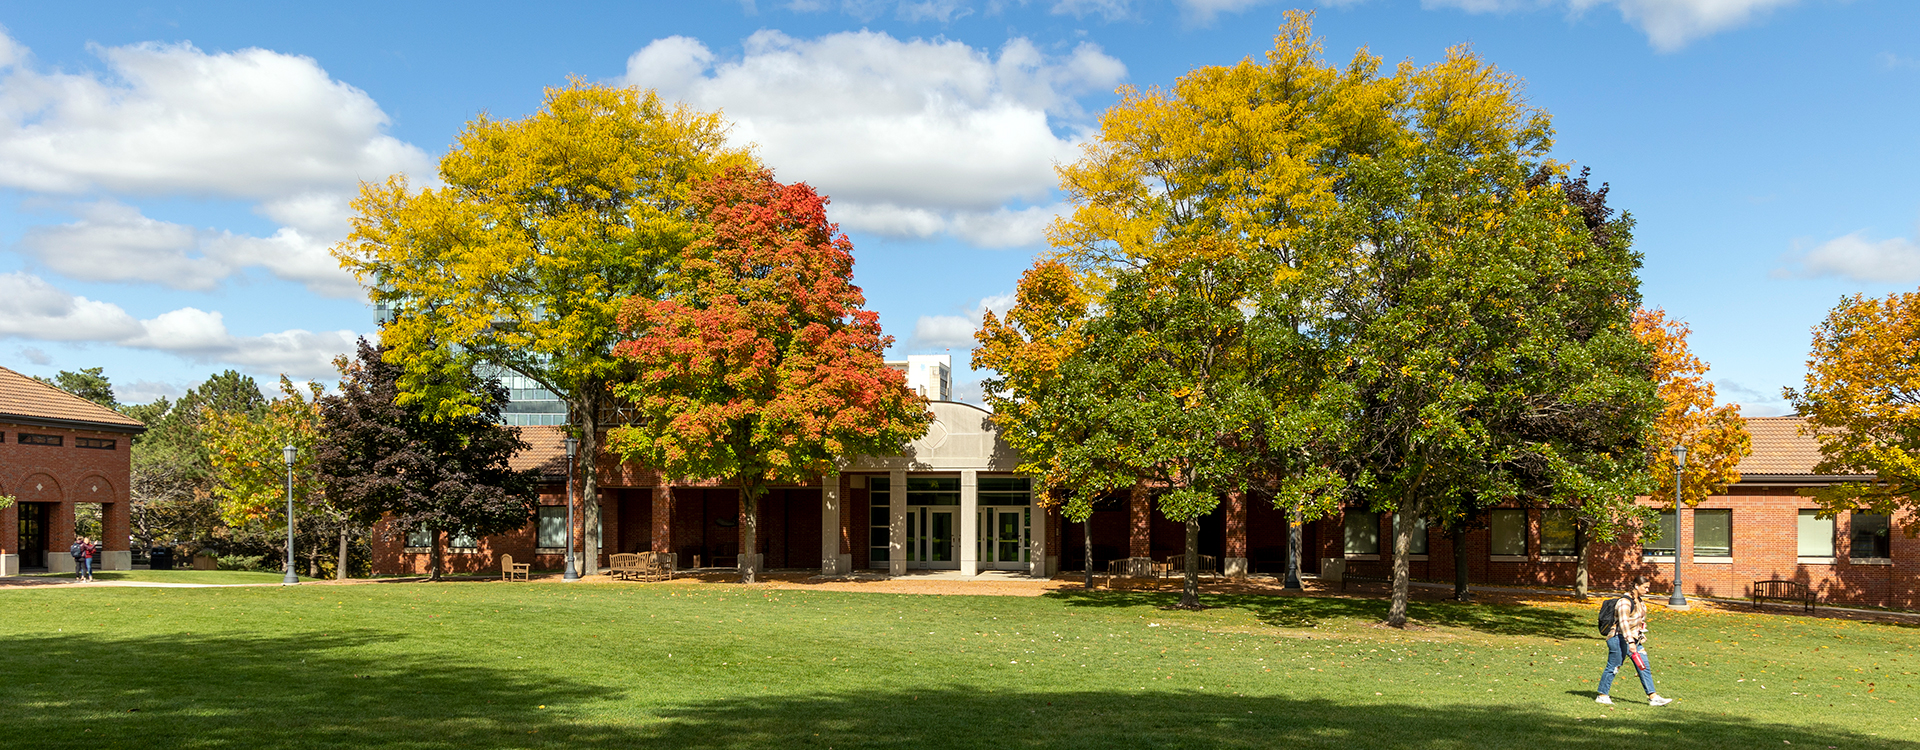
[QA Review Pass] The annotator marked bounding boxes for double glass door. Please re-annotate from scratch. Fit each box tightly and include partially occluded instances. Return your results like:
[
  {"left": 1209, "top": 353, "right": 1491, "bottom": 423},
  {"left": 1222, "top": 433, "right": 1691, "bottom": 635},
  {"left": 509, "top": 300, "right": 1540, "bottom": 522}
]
[
  {"left": 978, "top": 506, "right": 1030, "bottom": 570},
  {"left": 904, "top": 507, "right": 957, "bottom": 569}
]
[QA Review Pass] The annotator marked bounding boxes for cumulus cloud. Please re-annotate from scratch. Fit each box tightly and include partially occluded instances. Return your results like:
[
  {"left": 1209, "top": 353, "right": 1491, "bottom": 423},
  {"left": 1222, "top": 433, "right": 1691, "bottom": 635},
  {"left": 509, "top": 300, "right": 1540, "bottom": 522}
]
[
  {"left": 1716, "top": 379, "right": 1790, "bottom": 417},
  {"left": 116, "top": 379, "right": 184, "bottom": 405},
  {"left": 624, "top": 30, "right": 1123, "bottom": 247},
  {"left": 15, "top": 200, "right": 360, "bottom": 297},
  {"left": 909, "top": 292, "right": 1017, "bottom": 350},
  {"left": 1776, "top": 231, "right": 1920, "bottom": 284},
  {"left": 0, "top": 35, "right": 429, "bottom": 198},
  {"left": 14, "top": 346, "right": 52, "bottom": 366},
  {"left": 0, "top": 272, "right": 358, "bottom": 380},
  {"left": 1422, "top": 0, "right": 1801, "bottom": 51}
]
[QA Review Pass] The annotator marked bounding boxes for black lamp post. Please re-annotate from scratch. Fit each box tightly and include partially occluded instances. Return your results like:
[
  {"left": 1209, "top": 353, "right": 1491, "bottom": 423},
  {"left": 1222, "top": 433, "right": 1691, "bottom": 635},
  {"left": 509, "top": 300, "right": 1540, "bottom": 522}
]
[
  {"left": 1668, "top": 444, "right": 1688, "bottom": 608},
  {"left": 564, "top": 437, "right": 580, "bottom": 581},
  {"left": 282, "top": 444, "right": 299, "bottom": 586}
]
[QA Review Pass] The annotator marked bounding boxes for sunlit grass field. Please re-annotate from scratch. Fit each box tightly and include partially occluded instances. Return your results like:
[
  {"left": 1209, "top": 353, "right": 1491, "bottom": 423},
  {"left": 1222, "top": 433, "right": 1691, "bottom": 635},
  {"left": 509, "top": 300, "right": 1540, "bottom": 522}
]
[
  {"left": 23, "top": 570, "right": 318, "bottom": 585},
  {"left": 1, "top": 581, "right": 1913, "bottom": 749}
]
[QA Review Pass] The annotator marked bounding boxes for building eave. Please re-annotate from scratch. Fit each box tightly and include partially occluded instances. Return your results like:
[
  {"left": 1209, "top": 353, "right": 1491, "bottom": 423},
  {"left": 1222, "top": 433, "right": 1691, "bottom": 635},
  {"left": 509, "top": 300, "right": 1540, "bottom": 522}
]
[{"left": 0, "top": 413, "right": 147, "bottom": 435}]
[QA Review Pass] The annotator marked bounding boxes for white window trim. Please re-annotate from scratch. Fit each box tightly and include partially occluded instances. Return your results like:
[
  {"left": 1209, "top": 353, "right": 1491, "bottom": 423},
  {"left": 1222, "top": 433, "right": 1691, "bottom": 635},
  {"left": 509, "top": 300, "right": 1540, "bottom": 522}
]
[
  {"left": 1849, "top": 557, "right": 1893, "bottom": 566},
  {"left": 1489, "top": 555, "right": 1527, "bottom": 563},
  {"left": 1343, "top": 554, "right": 1381, "bottom": 562},
  {"left": 1540, "top": 555, "right": 1578, "bottom": 563},
  {"left": 1407, "top": 554, "right": 1428, "bottom": 562},
  {"left": 1797, "top": 556, "right": 1836, "bottom": 565},
  {"left": 1691, "top": 556, "right": 1734, "bottom": 564},
  {"left": 403, "top": 546, "right": 430, "bottom": 554},
  {"left": 1641, "top": 555, "right": 1673, "bottom": 563},
  {"left": 535, "top": 547, "right": 565, "bottom": 555}
]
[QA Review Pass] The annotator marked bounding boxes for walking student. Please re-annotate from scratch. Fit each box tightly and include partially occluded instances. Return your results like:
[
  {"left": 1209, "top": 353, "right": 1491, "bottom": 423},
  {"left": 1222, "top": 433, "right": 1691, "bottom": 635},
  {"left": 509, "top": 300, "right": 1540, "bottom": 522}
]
[
  {"left": 1596, "top": 575, "right": 1671, "bottom": 706},
  {"left": 70, "top": 536, "right": 95, "bottom": 582}
]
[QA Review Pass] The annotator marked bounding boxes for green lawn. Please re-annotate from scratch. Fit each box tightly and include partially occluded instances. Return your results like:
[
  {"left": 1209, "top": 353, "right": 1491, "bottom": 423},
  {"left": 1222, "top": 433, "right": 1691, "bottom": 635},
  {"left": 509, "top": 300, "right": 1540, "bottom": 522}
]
[
  {"left": 20, "top": 570, "right": 320, "bottom": 585},
  {"left": 0, "top": 583, "right": 1913, "bottom": 749}
]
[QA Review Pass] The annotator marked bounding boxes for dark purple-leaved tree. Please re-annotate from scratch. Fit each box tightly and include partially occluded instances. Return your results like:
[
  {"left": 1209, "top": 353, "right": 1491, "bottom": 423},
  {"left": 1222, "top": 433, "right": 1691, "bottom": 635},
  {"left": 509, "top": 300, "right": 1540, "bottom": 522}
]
[{"left": 317, "top": 338, "right": 540, "bottom": 580}]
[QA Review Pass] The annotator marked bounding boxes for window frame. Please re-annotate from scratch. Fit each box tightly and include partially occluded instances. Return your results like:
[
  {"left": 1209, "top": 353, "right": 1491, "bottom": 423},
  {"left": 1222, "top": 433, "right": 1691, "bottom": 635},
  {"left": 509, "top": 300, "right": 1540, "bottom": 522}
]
[
  {"left": 1849, "top": 512, "right": 1892, "bottom": 561},
  {"left": 1693, "top": 508, "right": 1733, "bottom": 558},
  {"left": 1343, "top": 510, "right": 1380, "bottom": 558},
  {"left": 18, "top": 432, "right": 62, "bottom": 446},
  {"left": 75, "top": 437, "right": 116, "bottom": 450},
  {"left": 404, "top": 527, "right": 433, "bottom": 551},
  {"left": 1797, "top": 509, "right": 1836, "bottom": 560},
  {"left": 1539, "top": 508, "right": 1578, "bottom": 558},
  {"left": 535, "top": 505, "right": 568, "bottom": 552}
]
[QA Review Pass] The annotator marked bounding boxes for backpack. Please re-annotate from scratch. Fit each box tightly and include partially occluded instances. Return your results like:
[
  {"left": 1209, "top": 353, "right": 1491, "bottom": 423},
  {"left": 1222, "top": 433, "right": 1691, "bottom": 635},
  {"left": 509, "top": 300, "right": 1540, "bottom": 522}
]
[
  {"left": 70, "top": 542, "right": 85, "bottom": 560},
  {"left": 1596, "top": 596, "right": 1626, "bottom": 636}
]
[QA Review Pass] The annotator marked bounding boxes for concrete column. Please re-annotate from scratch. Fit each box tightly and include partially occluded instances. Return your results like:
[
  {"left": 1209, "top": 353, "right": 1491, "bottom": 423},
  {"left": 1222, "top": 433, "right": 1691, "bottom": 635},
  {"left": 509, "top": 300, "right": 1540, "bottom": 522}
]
[
  {"left": 1224, "top": 491, "right": 1249, "bottom": 578},
  {"left": 0, "top": 554, "right": 16, "bottom": 576},
  {"left": 1030, "top": 495, "right": 1047, "bottom": 578},
  {"left": 822, "top": 472, "right": 843, "bottom": 575},
  {"left": 960, "top": 470, "right": 978, "bottom": 576},
  {"left": 889, "top": 469, "right": 907, "bottom": 577},
  {"left": 839, "top": 475, "right": 855, "bottom": 567}
]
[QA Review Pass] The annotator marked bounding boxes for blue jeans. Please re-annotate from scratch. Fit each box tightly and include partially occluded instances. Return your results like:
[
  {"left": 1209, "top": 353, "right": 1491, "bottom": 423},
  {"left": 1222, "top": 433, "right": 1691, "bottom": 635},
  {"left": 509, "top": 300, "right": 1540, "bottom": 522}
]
[
  {"left": 1599, "top": 634, "right": 1656, "bottom": 696},
  {"left": 79, "top": 557, "right": 93, "bottom": 579}
]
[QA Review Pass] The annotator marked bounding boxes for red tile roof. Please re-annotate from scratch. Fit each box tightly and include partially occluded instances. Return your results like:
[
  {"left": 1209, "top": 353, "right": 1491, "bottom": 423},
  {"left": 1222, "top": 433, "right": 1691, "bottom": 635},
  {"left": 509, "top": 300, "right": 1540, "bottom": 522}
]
[
  {"left": 511, "top": 425, "right": 569, "bottom": 477},
  {"left": 1734, "top": 415, "right": 1870, "bottom": 479},
  {"left": 0, "top": 366, "right": 145, "bottom": 432}
]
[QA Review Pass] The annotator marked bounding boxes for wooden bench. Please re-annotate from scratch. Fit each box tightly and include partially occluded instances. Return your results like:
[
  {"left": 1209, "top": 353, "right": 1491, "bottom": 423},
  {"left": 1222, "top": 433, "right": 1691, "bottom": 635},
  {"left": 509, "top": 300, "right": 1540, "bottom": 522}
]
[
  {"left": 609, "top": 552, "right": 672, "bottom": 582},
  {"left": 1751, "top": 579, "right": 1816, "bottom": 613},
  {"left": 501, "top": 553, "right": 529, "bottom": 582},
  {"left": 1339, "top": 562, "right": 1392, "bottom": 592}
]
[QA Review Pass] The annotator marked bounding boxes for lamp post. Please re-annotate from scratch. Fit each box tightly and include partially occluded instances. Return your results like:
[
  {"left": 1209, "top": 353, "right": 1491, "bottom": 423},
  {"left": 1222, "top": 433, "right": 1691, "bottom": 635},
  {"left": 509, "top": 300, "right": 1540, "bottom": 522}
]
[
  {"left": 563, "top": 437, "right": 580, "bottom": 581},
  {"left": 282, "top": 444, "right": 299, "bottom": 586},
  {"left": 1668, "top": 444, "right": 1688, "bottom": 609}
]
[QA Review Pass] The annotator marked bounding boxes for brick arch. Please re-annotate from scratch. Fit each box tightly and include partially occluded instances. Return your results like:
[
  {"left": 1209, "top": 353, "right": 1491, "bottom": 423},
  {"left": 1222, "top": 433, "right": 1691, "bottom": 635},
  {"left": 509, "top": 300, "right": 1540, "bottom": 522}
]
[
  {"left": 75, "top": 473, "right": 118, "bottom": 503},
  {"left": 14, "top": 472, "right": 64, "bottom": 503}
]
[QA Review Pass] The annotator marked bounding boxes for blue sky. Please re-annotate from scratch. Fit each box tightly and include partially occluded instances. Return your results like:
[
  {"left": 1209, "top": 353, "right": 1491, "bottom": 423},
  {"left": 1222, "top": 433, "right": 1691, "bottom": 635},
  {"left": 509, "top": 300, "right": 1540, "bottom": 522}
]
[{"left": 0, "top": 0, "right": 1915, "bottom": 416}]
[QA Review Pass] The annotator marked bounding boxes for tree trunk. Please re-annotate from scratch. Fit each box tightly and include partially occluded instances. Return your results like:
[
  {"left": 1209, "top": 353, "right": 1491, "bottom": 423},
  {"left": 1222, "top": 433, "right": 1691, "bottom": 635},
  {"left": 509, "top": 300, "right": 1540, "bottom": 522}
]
[
  {"left": 309, "top": 540, "right": 319, "bottom": 578},
  {"left": 337, "top": 527, "right": 350, "bottom": 580},
  {"left": 1387, "top": 496, "right": 1421, "bottom": 628},
  {"left": 1284, "top": 506, "right": 1303, "bottom": 590},
  {"left": 578, "top": 389, "right": 603, "bottom": 576},
  {"left": 1574, "top": 520, "right": 1590, "bottom": 599},
  {"left": 1179, "top": 518, "right": 1201, "bottom": 609},
  {"left": 1452, "top": 523, "right": 1471, "bottom": 602},
  {"left": 430, "top": 535, "right": 444, "bottom": 582},
  {"left": 740, "top": 486, "right": 760, "bottom": 584},
  {"left": 1083, "top": 516, "right": 1094, "bottom": 588}
]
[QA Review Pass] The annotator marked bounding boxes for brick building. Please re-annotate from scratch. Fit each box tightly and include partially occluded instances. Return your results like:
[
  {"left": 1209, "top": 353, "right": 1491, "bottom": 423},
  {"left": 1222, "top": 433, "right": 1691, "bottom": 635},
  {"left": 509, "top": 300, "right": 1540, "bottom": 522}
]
[
  {"left": 0, "top": 366, "right": 145, "bottom": 575},
  {"left": 370, "top": 400, "right": 1915, "bottom": 610}
]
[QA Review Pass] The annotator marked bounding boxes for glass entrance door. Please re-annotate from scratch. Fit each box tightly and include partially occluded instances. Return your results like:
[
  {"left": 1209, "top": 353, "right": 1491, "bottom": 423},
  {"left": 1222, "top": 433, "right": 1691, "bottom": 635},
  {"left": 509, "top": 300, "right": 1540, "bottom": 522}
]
[
  {"left": 17, "top": 502, "right": 47, "bottom": 569},
  {"left": 978, "top": 506, "right": 1030, "bottom": 570},
  {"left": 905, "top": 507, "right": 957, "bottom": 569}
]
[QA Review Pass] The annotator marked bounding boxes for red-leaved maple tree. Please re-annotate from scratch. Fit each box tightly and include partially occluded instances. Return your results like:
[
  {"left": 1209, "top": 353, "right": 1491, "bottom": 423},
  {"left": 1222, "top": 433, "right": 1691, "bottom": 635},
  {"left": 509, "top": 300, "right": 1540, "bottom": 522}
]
[{"left": 609, "top": 167, "right": 930, "bottom": 583}]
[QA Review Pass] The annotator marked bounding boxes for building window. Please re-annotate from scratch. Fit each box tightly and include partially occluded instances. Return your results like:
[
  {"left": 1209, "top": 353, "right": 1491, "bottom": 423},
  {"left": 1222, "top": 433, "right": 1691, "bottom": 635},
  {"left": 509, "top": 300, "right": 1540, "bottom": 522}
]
[
  {"left": 1540, "top": 509, "right": 1577, "bottom": 557},
  {"left": 1490, "top": 509, "right": 1528, "bottom": 557},
  {"left": 1389, "top": 512, "right": 1428, "bottom": 555},
  {"left": 1694, "top": 509, "right": 1732, "bottom": 557},
  {"left": 1642, "top": 511, "right": 1677, "bottom": 556},
  {"left": 405, "top": 528, "right": 432, "bottom": 549},
  {"left": 76, "top": 437, "right": 116, "bottom": 450},
  {"left": 906, "top": 477, "right": 960, "bottom": 506},
  {"left": 1851, "top": 513, "right": 1891, "bottom": 559},
  {"left": 870, "top": 477, "right": 891, "bottom": 565},
  {"left": 449, "top": 530, "right": 478, "bottom": 550},
  {"left": 537, "top": 506, "right": 567, "bottom": 549},
  {"left": 18, "top": 433, "right": 62, "bottom": 446},
  {"left": 1343, "top": 511, "right": 1380, "bottom": 556},
  {"left": 1798, "top": 510, "right": 1835, "bottom": 558},
  {"left": 978, "top": 476, "right": 1032, "bottom": 505}
]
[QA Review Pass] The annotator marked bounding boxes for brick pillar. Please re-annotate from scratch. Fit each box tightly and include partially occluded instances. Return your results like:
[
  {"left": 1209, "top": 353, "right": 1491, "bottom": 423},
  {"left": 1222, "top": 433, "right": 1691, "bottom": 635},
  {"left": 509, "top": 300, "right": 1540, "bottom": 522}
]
[
  {"left": 652, "top": 485, "right": 673, "bottom": 555},
  {"left": 1, "top": 497, "right": 16, "bottom": 576},
  {"left": 1129, "top": 484, "right": 1151, "bottom": 559},
  {"left": 1224, "top": 491, "right": 1248, "bottom": 577}
]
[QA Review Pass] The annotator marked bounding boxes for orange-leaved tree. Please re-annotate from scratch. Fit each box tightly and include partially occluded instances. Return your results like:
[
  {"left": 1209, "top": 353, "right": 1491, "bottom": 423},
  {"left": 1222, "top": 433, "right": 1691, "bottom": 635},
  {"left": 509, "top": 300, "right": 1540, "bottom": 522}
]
[
  {"left": 609, "top": 167, "right": 930, "bottom": 583},
  {"left": 1785, "top": 291, "right": 1920, "bottom": 535},
  {"left": 1634, "top": 308, "right": 1752, "bottom": 509}
]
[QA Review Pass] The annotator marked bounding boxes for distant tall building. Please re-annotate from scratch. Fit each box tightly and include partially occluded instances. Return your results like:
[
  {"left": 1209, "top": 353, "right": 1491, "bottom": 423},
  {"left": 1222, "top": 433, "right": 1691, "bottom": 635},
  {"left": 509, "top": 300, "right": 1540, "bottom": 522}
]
[
  {"left": 371, "top": 296, "right": 567, "bottom": 427},
  {"left": 886, "top": 354, "right": 952, "bottom": 401}
]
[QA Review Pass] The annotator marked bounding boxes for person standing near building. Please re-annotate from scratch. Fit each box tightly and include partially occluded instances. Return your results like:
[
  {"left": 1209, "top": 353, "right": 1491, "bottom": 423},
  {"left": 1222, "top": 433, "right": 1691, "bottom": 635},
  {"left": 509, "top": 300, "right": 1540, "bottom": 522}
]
[
  {"left": 70, "top": 536, "right": 91, "bottom": 582},
  {"left": 1597, "top": 575, "right": 1672, "bottom": 706}
]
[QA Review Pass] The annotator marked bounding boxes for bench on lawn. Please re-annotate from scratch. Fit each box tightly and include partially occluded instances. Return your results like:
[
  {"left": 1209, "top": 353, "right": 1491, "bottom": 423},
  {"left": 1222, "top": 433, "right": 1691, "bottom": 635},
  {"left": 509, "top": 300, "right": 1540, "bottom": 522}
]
[
  {"left": 501, "top": 553, "right": 529, "bottom": 582},
  {"left": 1338, "top": 561, "right": 1393, "bottom": 592},
  {"left": 1751, "top": 579, "right": 1816, "bottom": 613}
]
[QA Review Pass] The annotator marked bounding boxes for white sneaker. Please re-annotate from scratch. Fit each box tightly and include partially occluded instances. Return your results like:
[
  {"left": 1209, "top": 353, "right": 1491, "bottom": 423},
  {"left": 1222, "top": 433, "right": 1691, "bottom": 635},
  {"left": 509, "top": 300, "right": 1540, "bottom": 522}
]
[
  {"left": 1649, "top": 696, "right": 1672, "bottom": 706},
  {"left": 1595, "top": 695, "right": 1613, "bottom": 705}
]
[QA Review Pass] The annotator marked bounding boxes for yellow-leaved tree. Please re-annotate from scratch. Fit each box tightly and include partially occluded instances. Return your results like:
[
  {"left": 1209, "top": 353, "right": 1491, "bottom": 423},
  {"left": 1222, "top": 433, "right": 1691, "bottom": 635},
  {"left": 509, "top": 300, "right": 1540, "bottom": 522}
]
[
  {"left": 334, "top": 82, "right": 754, "bottom": 574},
  {"left": 203, "top": 378, "right": 339, "bottom": 578},
  {"left": 1785, "top": 292, "right": 1920, "bottom": 535}
]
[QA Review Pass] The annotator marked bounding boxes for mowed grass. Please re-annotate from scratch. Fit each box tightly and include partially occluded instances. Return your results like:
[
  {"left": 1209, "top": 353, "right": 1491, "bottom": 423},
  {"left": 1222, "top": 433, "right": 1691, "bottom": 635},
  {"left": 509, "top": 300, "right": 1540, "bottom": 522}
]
[
  {"left": 23, "top": 570, "right": 319, "bottom": 585},
  {"left": 0, "top": 582, "right": 1914, "bottom": 750}
]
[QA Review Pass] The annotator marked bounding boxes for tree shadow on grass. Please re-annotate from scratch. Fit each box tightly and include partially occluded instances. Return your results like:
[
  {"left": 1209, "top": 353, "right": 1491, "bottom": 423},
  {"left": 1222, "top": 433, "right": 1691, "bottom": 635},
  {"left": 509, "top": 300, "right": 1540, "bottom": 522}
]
[
  {"left": 0, "top": 630, "right": 606, "bottom": 749},
  {"left": 1044, "top": 589, "right": 1593, "bottom": 640},
  {"left": 0, "top": 633, "right": 1905, "bottom": 750}
]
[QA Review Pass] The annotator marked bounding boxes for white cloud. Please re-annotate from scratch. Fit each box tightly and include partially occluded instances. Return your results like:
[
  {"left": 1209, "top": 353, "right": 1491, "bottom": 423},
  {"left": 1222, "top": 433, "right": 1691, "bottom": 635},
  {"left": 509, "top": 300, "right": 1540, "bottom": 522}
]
[
  {"left": 0, "top": 36, "right": 429, "bottom": 198},
  {"left": 1716, "top": 379, "right": 1789, "bottom": 417},
  {"left": 15, "top": 200, "right": 361, "bottom": 297},
  {"left": 0, "top": 272, "right": 358, "bottom": 380},
  {"left": 1422, "top": 0, "right": 1801, "bottom": 52},
  {"left": 624, "top": 30, "right": 1122, "bottom": 247},
  {"left": 908, "top": 292, "right": 1017, "bottom": 349},
  {"left": 1778, "top": 231, "right": 1920, "bottom": 284},
  {"left": 1053, "top": 0, "right": 1133, "bottom": 21},
  {"left": 117, "top": 379, "right": 183, "bottom": 405},
  {"left": 15, "top": 346, "right": 52, "bottom": 366}
]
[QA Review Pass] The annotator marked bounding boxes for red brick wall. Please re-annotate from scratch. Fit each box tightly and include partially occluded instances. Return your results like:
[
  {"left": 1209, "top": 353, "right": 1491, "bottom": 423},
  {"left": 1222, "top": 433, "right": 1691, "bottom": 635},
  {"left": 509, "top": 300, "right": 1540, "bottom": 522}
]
[
  {"left": 1128, "top": 485, "right": 1151, "bottom": 558},
  {"left": 1310, "top": 489, "right": 1920, "bottom": 609},
  {"left": 1, "top": 421, "right": 135, "bottom": 559}
]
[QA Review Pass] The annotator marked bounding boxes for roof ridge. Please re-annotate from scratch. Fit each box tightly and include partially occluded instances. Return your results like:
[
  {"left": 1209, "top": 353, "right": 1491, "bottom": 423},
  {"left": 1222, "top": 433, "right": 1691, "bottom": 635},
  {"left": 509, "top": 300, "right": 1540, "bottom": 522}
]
[{"left": 0, "top": 366, "right": 146, "bottom": 429}]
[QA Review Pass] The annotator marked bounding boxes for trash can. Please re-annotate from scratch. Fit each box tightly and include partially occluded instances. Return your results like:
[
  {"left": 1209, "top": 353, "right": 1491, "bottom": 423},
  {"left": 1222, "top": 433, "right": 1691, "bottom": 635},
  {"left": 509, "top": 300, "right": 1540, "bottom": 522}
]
[{"left": 149, "top": 547, "right": 174, "bottom": 571}]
